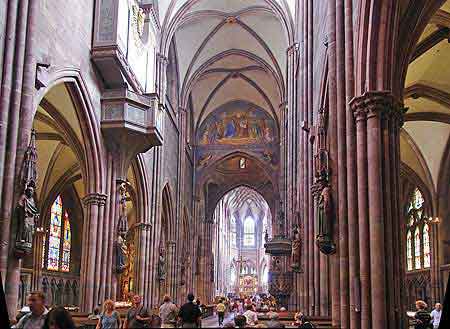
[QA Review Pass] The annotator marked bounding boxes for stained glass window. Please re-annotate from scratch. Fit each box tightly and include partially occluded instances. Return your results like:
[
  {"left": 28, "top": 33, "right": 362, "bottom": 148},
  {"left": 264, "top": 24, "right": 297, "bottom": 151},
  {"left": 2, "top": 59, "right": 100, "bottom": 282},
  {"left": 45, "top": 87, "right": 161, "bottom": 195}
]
[
  {"left": 407, "top": 230, "right": 413, "bottom": 271},
  {"left": 48, "top": 196, "right": 63, "bottom": 271},
  {"left": 243, "top": 217, "right": 255, "bottom": 246},
  {"left": 231, "top": 217, "right": 237, "bottom": 248},
  {"left": 61, "top": 212, "right": 71, "bottom": 272},
  {"left": 45, "top": 195, "right": 71, "bottom": 272},
  {"left": 42, "top": 235, "right": 46, "bottom": 269},
  {"left": 423, "top": 224, "right": 430, "bottom": 268},
  {"left": 415, "top": 227, "right": 421, "bottom": 269},
  {"left": 406, "top": 187, "right": 431, "bottom": 272}
]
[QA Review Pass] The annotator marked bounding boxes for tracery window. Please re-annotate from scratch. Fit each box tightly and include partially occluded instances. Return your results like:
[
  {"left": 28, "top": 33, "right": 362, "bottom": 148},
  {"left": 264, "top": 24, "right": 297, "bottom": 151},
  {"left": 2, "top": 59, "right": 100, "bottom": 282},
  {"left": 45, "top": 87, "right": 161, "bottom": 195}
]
[
  {"left": 243, "top": 217, "right": 255, "bottom": 247},
  {"left": 423, "top": 224, "right": 430, "bottom": 268},
  {"left": 43, "top": 195, "right": 71, "bottom": 272},
  {"left": 407, "top": 231, "right": 413, "bottom": 271},
  {"left": 406, "top": 188, "right": 431, "bottom": 271},
  {"left": 231, "top": 217, "right": 237, "bottom": 248}
]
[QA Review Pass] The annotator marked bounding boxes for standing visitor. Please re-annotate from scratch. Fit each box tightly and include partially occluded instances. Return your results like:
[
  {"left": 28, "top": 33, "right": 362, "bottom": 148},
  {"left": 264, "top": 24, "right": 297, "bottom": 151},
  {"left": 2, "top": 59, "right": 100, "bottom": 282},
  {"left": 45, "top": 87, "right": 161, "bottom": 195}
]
[
  {"left": 43, "top": 306, "right": 76, "bottom": 329},
  {"left": 159, "top": 295, "right": 179, "bottom": 328},
  {"left": 217, "top": 299, "right": 226, "bottom": 326},
  {"left": 413, "top": 300, "right": 431, "bottom": 329},
  {"left": 96, "top": 300, "right": 121, "bottom": 329},
  {"left": 15, "top": 291, "right": 48, "bottom": 329},
  {"left": 124, "top": 295, "right": 151, "bottom": 328},
  {"left": 243, "top": 304, "right": 258, "bottom": 326},
  {"left": 430, "top": 303, "right": 442, "bottom": 329},
  {"left": 178, "top": 293, "right": 202, "bottom": 328}
]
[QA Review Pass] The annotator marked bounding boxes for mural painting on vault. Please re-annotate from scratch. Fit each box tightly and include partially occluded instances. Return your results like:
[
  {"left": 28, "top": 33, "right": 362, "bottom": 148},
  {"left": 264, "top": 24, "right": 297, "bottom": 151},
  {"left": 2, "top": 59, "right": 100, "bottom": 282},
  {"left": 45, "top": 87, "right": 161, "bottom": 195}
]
[{"left": 196, "top": 101, "right": 279, "bottom": 170}]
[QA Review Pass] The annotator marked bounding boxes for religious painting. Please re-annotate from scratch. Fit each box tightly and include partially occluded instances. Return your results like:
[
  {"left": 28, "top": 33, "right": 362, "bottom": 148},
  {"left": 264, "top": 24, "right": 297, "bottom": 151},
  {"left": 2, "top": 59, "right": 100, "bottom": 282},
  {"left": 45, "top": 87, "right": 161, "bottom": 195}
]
[{"left": 197, "top": 105, "right": 277, "bottom": 146}]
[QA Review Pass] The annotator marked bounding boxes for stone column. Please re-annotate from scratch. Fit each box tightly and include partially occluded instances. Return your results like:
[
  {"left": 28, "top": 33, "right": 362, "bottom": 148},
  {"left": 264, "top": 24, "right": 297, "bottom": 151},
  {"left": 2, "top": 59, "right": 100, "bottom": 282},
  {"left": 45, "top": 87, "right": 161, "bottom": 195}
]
[
  {"left": 134, "top": 222, "right": 152, "bottom": 305},
  {"left": 80, "top": 192, "right": 107, "bottom": 312},
  {"left": 166, "top": 240, "right": 177, "bottom": 298},
  {"left": 351, "top": 91, "right": 404, "bottom": 329}
]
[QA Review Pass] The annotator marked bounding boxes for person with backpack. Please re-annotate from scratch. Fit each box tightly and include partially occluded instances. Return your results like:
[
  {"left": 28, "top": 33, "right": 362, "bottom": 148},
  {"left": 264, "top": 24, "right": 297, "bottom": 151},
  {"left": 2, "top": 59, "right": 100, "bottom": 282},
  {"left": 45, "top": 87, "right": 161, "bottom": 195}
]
[{"left": 96, "top": 299, "right": 121, "bottom": 329}]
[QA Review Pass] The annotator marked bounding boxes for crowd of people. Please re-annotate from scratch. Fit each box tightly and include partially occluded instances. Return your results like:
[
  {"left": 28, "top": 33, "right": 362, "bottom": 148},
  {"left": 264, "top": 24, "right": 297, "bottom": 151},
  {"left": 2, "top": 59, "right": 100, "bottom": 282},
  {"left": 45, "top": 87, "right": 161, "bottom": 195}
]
[
  {"left": 8, "top": 290, "right": 444, "bottom": 329},
  {"left": 211, "top": 295, "right": 315, "bottom": 328},
  {"left": 11, "top": 290, "right": 206, "bottom": 328}
]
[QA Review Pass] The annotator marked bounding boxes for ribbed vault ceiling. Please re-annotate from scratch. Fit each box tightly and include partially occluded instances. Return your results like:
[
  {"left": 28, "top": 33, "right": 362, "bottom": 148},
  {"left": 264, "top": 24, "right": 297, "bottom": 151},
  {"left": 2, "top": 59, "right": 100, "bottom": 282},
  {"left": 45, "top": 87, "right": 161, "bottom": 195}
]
[
  {"left": 159, "top": 0, "right": 294, "bottom": 129},
  {"left": 402, "top": 0, "right": 450, "bottom": 192}
]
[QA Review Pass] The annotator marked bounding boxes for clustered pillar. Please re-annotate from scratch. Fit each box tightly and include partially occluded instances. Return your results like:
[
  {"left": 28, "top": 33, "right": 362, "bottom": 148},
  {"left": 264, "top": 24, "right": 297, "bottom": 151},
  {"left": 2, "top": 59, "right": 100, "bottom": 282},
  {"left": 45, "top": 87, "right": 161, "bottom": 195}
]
[{"left": 349, "top": 92, "right": 406, "bottom": 329}]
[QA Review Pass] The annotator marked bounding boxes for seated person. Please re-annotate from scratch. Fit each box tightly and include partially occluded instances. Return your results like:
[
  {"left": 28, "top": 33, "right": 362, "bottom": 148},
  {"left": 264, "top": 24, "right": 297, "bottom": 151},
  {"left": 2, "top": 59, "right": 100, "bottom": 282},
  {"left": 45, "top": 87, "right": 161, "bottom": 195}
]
[
  {"left": 235, "top": 314, "right": 247, "bottom": 328},
  {"left": 267, "top": 313, "right": 285, "bottom": 328},
  {"left": 266, "top": 307, "right": 278, "bottom": 319},
  {"left": 243, "top": 304, "right": 258, "bottom": 326}
]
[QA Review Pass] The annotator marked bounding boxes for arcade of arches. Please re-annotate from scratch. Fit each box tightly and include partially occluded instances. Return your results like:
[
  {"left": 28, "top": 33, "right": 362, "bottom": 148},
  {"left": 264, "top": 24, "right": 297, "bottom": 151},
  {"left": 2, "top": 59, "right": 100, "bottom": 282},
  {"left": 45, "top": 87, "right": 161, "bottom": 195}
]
[{"left": 0, "top": 1, "right": 449, "bottom": 328}]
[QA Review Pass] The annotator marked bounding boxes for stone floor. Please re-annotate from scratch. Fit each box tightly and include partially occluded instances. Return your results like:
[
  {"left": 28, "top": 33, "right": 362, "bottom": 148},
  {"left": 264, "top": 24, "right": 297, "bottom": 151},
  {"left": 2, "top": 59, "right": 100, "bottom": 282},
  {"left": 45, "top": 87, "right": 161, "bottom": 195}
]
[{"left": 201, "top": 312, "right": 235, "bottom": 327}]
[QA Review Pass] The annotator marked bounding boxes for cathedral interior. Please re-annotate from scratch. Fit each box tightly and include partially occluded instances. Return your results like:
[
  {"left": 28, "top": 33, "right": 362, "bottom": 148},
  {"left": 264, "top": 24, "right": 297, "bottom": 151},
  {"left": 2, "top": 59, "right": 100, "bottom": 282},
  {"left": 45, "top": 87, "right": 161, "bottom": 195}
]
[{"left": 0, "top": 0, "right": 450, "bottom": 328}]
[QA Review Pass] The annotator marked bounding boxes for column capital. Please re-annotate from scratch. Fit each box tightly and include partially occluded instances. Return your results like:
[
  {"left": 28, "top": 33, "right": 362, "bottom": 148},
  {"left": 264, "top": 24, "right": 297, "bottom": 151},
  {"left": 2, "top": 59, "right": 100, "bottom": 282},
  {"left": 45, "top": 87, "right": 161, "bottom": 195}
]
[
  {"left": 350, "top": 91, "right": 405, "bottom": 124},
  {"left": 82, "top": 193, "right": 108, "bottom": 206}
]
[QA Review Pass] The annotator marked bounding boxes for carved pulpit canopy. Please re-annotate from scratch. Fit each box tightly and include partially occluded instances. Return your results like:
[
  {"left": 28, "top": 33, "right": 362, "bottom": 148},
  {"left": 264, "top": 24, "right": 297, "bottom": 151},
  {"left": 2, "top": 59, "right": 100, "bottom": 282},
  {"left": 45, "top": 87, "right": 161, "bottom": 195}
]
[{"left": 264, "top": 200, "right": 291, "bottom": 256}]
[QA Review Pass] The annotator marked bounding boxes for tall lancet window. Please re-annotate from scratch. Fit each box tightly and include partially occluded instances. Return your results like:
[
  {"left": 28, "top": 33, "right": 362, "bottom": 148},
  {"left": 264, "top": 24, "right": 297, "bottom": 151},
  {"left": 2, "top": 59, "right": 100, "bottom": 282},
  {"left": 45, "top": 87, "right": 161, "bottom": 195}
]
[
  {"left": 406, "top": 230, "right": 413, "bottom": 271},
  {"left": 423, "top": 224, "right": 430, "bottom": 268},
  {"left": 406, "top": 188, "right": 430, "bottom": 272},
  {"left": 231, "top": 217, "right": 237, "bottom": 248},
  {"left": 43, "top": 195, "right": 71, "bottom": 272},
  {"left": 414, "top": 227, "right": 421, "bottom": 269},
  {"left": 243, "top": 217, "right": 255, "bottom": 246}
]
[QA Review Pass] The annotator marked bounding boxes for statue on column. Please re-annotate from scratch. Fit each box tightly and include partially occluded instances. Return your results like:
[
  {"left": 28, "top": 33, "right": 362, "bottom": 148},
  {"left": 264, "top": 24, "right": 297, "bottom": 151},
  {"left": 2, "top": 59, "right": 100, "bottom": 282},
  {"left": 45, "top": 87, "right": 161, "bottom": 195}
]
[
  {"left": 15, "top": 130, "right": 40, "bottom": 256},
  {"left": 316, "top": 185, "right": 336, "bottom": 254},
  {"left": 277, "top": 200, "right": 285, "bottom": 237},
  {"left": 314, "top": 107, "right": 329, "bottom": 182},
  {"left": 116, "top": 182, "right": 129, "bottom": 273},
  {"left": 158, "top": 248, "right": 166, "bottom": 281},
  {"left": 291, "top": 224, "right": 301, "bottom": 272}
]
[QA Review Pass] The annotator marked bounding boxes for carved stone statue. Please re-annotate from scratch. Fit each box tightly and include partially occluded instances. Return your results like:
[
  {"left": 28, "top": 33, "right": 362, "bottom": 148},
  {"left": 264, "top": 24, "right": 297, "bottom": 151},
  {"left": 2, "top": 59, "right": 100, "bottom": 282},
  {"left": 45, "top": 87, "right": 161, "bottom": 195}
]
[
  {"left": 264, "top": 229, "right": 269, "bottom": 243},
  {"left": 316, "top": 186, "right": 336, "bottom": 254},
  {"left": 15, "top": 130, "right": 39, "bottom": 256},
  {"left": 210, "top": 258, "right": 215, "bottom": 282},
  {"left": 314, "top": 107, "right": 330, "bottom": 181},
  {"left": 15, "top": 181, "right": 39, "bottom": 253},
  {"left": 116, "top": 234, "right": 128, "bottom": 273},
  {"left": 291, "top": 224, "right": 301, "bottom": 272},
  {"left": 117, "top": 183, "right": 129, "bottom": 237},
  {"left": 277, "top": 200, "right": 285, "bottom": 237},
  {"left": 158, "top": 249, "right": 166, "bottom": 281}
]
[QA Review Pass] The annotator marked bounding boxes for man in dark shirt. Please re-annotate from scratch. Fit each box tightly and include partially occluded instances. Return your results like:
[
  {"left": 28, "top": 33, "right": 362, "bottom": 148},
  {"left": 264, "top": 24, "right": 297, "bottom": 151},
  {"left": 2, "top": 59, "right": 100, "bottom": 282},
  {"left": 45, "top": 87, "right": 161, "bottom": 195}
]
[{"left": 178, "top": 293, "right": 202, "bottom": 328}]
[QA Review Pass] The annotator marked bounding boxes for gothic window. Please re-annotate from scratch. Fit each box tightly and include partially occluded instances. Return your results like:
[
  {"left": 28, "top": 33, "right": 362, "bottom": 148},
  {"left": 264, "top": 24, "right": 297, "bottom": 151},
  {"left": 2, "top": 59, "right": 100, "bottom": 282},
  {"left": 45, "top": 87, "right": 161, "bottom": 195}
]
[
  {"left": 43, "top": 195, "right": 72, "bottom": 272},
  {"left": 423, "top": 224, "right": 430, "bottom": 268},
  {"left": 230, "top": 266, "right": 236, "bottom": 284},
  {"left": 243, "top": 217, "right": 255, "bottom": 246},
  {"left": 414, "top": 227, "right": 421, "bottom": 269},
  {"left": 406, "top": 188, "right": 430, "bottom": 272},
  {"left": 407, "top": 230, "right": 413, "bottom": 271},
  {"left": 231, "top": 217, "right": 237, "bottom": 248}
]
